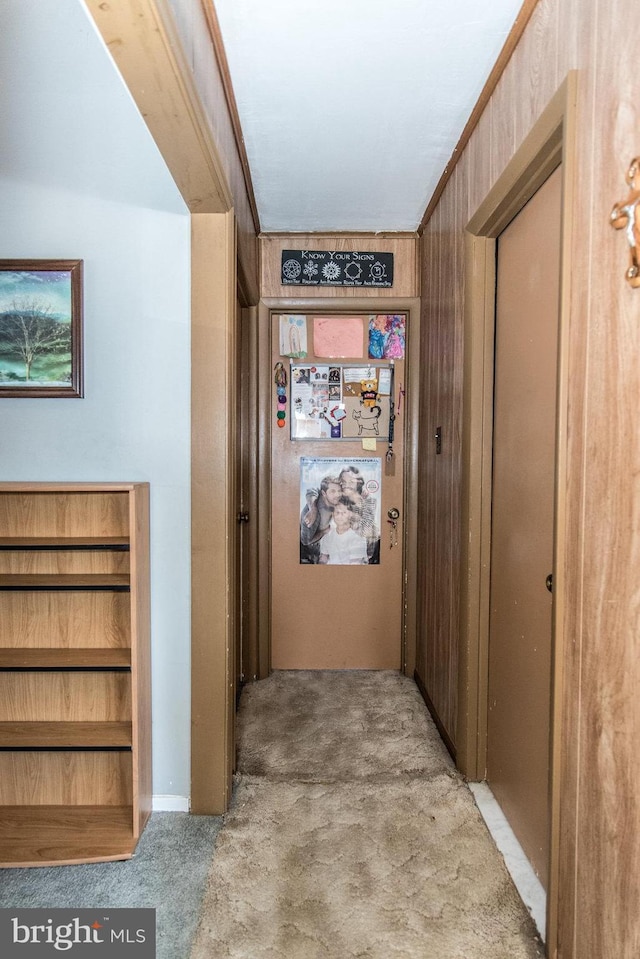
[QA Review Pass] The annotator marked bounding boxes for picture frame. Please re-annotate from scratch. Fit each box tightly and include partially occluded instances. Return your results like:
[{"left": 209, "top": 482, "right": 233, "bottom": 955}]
[{"left": 0, "top": 259, "right": 83, "bottom": 398}]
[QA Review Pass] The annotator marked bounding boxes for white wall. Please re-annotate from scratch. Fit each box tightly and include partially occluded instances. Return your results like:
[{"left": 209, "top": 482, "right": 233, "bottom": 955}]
[{"left": 0, "top": 0, "right": 192, "bottom": 806}]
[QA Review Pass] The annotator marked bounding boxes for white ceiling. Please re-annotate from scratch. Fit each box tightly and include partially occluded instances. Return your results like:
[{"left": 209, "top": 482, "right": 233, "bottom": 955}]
[{"left": 213, "top": 0, "right": 526, "bottom": 233}]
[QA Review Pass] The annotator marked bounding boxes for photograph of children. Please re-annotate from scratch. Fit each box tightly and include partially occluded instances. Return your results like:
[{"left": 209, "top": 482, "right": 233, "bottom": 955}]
[{"left": 299, "top": 457, "right": 381, "bottom": 565}]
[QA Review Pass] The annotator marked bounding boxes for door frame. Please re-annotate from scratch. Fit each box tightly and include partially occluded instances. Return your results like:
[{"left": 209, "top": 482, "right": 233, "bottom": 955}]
[
  {"left": 258, "top": 296, "right": 421, "bottom": 678},
  {"left": 458, "top": 73, "right": 577, "bottom": 952}
]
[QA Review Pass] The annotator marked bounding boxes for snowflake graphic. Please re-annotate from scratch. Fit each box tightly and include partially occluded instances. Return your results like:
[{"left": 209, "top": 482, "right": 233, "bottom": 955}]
[
  {"left": 322, "top": 261, "right": 341, "bottom": 281},
  {"left": 303, "top": 261, "right": 319, "bottom": 279}
]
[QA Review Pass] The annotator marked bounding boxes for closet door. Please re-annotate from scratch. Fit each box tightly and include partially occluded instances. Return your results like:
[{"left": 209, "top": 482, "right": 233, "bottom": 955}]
[{"left": 487, "top": 165, "right": 562, "bottom": 890}]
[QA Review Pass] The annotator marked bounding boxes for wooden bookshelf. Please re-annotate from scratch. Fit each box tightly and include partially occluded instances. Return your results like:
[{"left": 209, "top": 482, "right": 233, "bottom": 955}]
[
  {"left": 0, "top": 806, "right": 137, "bottom": 867},
  {"left": 0, "top": 573, "right": 130, "bottom": 590},
  {"left": 0, "top": 722, "right": 133, "bottom": 749},
  {"left": 0, "top": 536, "right": 130, "bottom": 550},
  {"left": 0, "top": 648, "right": 132, "bottom": 669},
  {"left": 0, "top": 483, "right": 151, "bottom": 867}
]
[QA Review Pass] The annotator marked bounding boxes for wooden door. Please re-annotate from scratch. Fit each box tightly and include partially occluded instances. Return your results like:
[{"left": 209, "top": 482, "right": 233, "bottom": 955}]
[
  {"left": 487, "top": 165, "right": 562, "bottom": 890},
  {"left": 271, "top": 312, "right": 406, "bottom": 669}
]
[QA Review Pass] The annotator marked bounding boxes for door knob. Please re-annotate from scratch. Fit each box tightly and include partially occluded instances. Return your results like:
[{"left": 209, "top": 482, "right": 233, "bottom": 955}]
[
  {"left": 237, "top": 512, "right": 250, "bottom": 524},
  {"left": 546, "top": 573, "right": 553, "bottom": 593}
]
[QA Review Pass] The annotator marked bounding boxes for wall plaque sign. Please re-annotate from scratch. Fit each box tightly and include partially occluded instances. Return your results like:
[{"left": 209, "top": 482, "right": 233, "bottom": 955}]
[{"left": 281, "top": 250, "right": 394, "bottom": 288}]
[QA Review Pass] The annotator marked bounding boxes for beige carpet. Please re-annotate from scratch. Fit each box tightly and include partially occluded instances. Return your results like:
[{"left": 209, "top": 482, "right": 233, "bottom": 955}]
[{"left": 191, "top": 671, "right": 544, "bottom": 959}]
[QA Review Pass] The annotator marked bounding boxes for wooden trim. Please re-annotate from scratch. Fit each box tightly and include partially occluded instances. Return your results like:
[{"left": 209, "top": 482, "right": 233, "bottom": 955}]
[
  {"left": 414, "top": 670, "right": 456, "bottom": 761},
  {"left": 260, "top": 232, "right": 420, "bottom": 239},
  {"left": 0, "top": 483, "right": 140, "bottom": 492},
  {"left": 418, "top": 0, "right": 541, "bottom": 234},
  {"left": 84, "top": 0, "right": 232, "bottom": 213},
  {"left": 459, "top": 72, "right": 577, "bottom": 954},
  {"left": 237, "top": 249, "right": 260, "bottom": 308},
  {"left": 546, "top": 73, "right": 578, "bottom": 958},
  {"left": 0, "top": 649, "right": 131, "bottom": 669},
  {"left": 0, "top": 807, "right": 136, "bottom": 869},
  {"left": 0, "top": 722, "right": 132, "bottom": 749},
  {"left": 202, "top": 1, "right": 260, "bottom": 233},
  {"left": 256, "top": 302, "right": 272, "bottom": 679},
  {"left": 402, "top": 300, "right": 421, "bottom": 676},
  {"left": 466, "top": 80, "right": 568, "bottom": 238},
  {"left": 258, "top": 295, "right": 421, "bottom": 678},
  {"left": 457, "top": 231, "right": 496, "bottom": 781},
  {"left": 191, "top": 212, "right": 237, "bottom": 814},
  {"left": 243, "top": 306, "right": 261, "bottom": 681}
]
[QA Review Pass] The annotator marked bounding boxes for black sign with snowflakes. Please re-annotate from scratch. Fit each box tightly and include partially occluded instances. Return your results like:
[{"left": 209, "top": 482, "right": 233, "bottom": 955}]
[{"left": 280, "top": 250, "right": 394, "bottom": 288}]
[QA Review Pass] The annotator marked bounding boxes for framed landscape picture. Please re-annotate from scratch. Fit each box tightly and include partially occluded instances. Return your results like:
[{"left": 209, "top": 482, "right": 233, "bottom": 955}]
[{"left": 0, "top": 259, "right": 83, "bottom": 397}]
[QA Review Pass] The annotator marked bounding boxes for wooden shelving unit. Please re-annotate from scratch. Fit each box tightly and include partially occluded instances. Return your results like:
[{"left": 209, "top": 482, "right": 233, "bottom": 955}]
[{"left": 0, "top": 483, "right": 151, "bottom": 867}]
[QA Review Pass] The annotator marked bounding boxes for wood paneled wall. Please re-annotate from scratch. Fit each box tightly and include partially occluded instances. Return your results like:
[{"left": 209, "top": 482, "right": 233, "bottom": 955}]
[
  {"left": 260, "top": 235, "right": 419, "bottom": 299},
  {"left": 417, "top": 0, "right": 640, "bottom": 955}
]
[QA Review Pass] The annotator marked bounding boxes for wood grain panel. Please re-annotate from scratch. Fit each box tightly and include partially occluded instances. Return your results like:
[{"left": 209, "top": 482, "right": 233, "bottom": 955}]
[
  {"left": 416, "top": 207, "right": 447, "bottom": 737},
  {"left": 568, "top": 1, "right": 640, "bottom": 953},
  {"left": 0, "top": 673, "right": 131, "bottom": 722},
  {"left": 419, "top": 0, "right": 640, "bottom": 954},
  {"left": 0, "top": 551, "right": 129, "bottom": 575},
  {"left": 128, "top": 481, "right": 152, "bottom": 834},
  {"left": 419, "top": 0, "right": 541, "bottom": 230},
  {"left": 466, "top": 111, "right": 494, "bottom": 219},
  {"left": 0, "top": 483, "right": 150, "bottom": 864},
  {"left": 0, "top": 649, "right": 131, "bottom": 668},
  {"left": 0, "top": 492, "right": 129, "bottom": 538},
  {"left": 435, "top": 188, "right": 455, "bottom": 736},
  {"left": 191, "top": 212, "right": 237, "bottom": 814},
  {"left": 260, "top": 235, "right": 419, "bottom": 299},
  {"left": 511, "top": 0, "right": 560, "bottom": 147},
  {"left": 414, "top": 233, "right": 431, "bottom": 686},
  {"left": 553, "top": 8, "right": 596, "bottom": 952},
  {"left": 0, "top": 753, "right": 132, "bottom": 805},
  {"left": 0, "top": 806, "right": 135, "bottom": 868},
  {"left": 488, "top": 75, "right": 517, "bottom": 188},
  {"left": 0, "top": 592, "right": 130, "bottom": 649},
  {"left": 0, "top": 722, "right": 132, "bottom": 749}
]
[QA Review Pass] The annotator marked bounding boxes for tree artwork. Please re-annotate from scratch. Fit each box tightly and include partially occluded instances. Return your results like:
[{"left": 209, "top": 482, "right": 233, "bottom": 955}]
[
  {"left": 0, "top": 261, "right": 82, "bottom": 396},
  {"left": 0, "top": 299, "right": 71, "bottom": 382}
]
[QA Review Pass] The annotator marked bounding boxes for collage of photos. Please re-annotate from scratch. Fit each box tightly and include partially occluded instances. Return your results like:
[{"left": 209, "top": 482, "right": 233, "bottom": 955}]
[
  {"left": 290, "top": 364, "right": 392, "bottom": 440},
  {"left": 299, "top": 457, "right": 382, "bottom": 566}
]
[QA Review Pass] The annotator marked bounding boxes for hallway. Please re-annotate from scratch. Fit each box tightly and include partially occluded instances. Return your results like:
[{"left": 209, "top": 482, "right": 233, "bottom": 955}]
[
  {"left": 2, "top": 3, "right": 639, "bottom": 955},
  {"left": 191, "top": 671, "right": 544, "bottom": 958}
]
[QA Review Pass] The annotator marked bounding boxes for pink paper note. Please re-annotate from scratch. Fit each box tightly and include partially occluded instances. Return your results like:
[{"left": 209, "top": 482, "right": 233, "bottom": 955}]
[{"left": 313, "top": 316, "right": 364, "bottom": 358}]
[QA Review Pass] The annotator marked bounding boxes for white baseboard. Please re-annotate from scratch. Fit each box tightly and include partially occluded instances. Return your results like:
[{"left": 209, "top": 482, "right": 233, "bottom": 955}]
[
  {"left": 152, "top": 794, "right": 190, "bottom": 812},
  {"left": 469, "top": 782, "right": 546, "bottom": 941}
]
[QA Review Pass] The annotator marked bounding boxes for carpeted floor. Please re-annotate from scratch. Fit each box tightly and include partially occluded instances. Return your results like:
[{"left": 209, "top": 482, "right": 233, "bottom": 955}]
[
  {"left": 0, "top": 812, "right": 222, "bottom": 958},
  {"left": 191, "top": 670, "right": 545, "bottom": 958}
]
